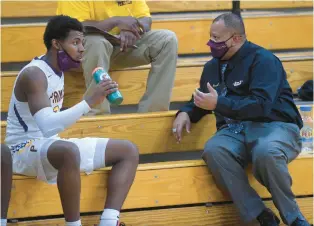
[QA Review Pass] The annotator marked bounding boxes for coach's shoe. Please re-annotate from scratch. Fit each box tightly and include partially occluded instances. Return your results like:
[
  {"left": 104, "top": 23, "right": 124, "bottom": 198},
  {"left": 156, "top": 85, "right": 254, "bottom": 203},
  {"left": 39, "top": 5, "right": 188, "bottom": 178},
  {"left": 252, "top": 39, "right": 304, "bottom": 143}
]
[
  {"left": 257, "top": 208, "right": 280, "bottom": 226},
  {"left": 118, "top": 222, "right": 126, "bottom": 226},
  {"left": 291, "top": 217, "right": 312, "bottom": 226}
]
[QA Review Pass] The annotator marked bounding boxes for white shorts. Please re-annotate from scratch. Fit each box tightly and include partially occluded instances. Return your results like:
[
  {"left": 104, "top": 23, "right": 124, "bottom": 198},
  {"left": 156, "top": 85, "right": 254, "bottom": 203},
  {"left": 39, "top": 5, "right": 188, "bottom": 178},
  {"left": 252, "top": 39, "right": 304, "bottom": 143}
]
[{"left": 9, "top": 137, "right": 109, "bottom": 184}]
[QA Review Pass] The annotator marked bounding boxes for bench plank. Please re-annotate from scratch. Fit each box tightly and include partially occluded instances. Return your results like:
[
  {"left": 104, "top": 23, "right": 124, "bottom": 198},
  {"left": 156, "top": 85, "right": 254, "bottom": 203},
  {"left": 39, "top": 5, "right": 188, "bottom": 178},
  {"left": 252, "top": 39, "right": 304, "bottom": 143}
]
[
  {"left": 2, "top": 1, "right": 312, "bottom": 19},
  {"left": 1, "top": 54, "right": 312, "bottom": 112},
  {"left": 1, "top": 1, "right": 232, "bottom": 18},
  {"left": 241, "top": 0, "right": 313, "bottom": 9},
  {"left": 1, "top": 13, "right": 313, "bottom": 63},
  {"left": 1, "top": 1, "right": 57, "bottom": 18},
  {"left": 1, "top": 104, "right": 312, "bottom": 154},
  {"left": 8, "top": 197, "right": 313, "bottom": 225},
  {"left": 8, "top": 158, "right": 313, "bottom": 219},
  {"left": 1, "top": 112, "right": 217, "bottom": 153}
]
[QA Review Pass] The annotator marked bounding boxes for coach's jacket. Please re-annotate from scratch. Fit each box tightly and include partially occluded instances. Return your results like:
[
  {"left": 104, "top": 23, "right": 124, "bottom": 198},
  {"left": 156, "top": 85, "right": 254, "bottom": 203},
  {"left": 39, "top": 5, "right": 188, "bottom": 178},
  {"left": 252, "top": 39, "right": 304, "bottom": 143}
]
[{"left": 177, "top": 41, "right": 303, "bottom": 130}]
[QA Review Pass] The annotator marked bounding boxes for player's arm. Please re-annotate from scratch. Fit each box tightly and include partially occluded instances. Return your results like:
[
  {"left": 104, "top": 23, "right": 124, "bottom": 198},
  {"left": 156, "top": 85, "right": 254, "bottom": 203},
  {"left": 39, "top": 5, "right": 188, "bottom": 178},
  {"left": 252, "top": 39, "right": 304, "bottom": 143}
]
[
  {"left": 20, "top": 67, "right": 52, "bottom": 115},
  {"left": 20, "top": 67, "right": 91, "bottom": 137}
]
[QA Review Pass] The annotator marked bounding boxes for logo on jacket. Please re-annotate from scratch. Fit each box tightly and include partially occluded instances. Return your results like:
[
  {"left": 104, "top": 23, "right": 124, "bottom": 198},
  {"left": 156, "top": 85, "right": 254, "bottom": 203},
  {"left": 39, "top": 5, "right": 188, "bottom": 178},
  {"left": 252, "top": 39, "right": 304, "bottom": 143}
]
[
  {"left": 233, "top": 80, "right": 243, "bottom": 87},
  {"left": 212, "top": 83, "right": 220, "bottom": 88}
]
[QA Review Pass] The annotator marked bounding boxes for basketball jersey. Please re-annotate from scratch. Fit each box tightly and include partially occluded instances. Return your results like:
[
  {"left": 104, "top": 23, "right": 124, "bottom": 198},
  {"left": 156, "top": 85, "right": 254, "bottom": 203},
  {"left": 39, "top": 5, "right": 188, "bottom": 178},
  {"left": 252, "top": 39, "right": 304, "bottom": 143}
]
[{"left": 5, "top": 57, "right": 64, "bottom": 145}]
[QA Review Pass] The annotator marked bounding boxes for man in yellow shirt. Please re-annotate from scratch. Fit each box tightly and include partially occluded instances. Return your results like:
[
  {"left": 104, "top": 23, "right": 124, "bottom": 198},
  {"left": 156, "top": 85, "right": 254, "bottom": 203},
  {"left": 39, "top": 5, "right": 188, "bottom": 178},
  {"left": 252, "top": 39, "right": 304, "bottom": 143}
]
[{"left": 57, "top": 0, "right": 178, "bottom": 115}]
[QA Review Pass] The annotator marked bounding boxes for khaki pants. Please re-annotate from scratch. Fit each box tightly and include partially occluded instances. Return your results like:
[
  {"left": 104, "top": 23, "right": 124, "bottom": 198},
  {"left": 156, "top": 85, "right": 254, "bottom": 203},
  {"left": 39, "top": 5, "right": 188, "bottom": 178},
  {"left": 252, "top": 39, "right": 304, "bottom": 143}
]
[{"left": 82, "top": 29, "right": 178, "bottom": 115}]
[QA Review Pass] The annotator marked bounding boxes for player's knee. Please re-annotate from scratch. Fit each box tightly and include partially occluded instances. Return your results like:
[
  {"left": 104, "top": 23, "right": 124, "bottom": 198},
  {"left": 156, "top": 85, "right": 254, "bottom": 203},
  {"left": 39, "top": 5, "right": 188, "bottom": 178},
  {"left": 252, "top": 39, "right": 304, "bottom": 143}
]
[
  {"left": 50, "top": 142, "right": 81, "bottom": 170},
  {"left": 124, "top": 140, "right": 139, "bottom": 164},
  {"left": 1, "top": 144, "right": 12, "bottom": 166},
  {"left": 62, "top": 143, "right": 81, "bottom": 167}
]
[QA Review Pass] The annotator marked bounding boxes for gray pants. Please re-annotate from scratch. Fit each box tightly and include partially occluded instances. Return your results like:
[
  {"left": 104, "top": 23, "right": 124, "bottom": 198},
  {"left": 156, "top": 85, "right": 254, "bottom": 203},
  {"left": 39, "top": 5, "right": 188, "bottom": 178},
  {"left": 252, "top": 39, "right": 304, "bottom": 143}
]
[{"left": 202, "top": 121, "right": 305, "bottom": 225}]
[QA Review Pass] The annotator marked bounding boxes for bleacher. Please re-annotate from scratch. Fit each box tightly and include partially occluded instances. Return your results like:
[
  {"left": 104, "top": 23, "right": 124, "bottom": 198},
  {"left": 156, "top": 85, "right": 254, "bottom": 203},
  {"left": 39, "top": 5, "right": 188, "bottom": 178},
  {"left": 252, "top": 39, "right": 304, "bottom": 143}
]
[{"left": 1, "top": 1, "right": 313, "bottom": 225}]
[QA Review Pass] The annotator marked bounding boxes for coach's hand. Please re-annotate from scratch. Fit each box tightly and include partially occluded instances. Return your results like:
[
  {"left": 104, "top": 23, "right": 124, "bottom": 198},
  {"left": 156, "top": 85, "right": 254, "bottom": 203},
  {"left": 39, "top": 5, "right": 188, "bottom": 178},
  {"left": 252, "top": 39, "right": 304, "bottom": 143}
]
[
  {"left": 172, "top": 112, "right": 191, "bottom": 143},
  {"left": 120, "top": 30, "right": 138, "bottom": 52},
  {"left": 84, "top": 79, "right": 118, "bottom": 107},
  {"left": 116, "top": 16, "right": 143, "bottom": 39},
  {"left": 193, "top": 83, "right": 218, "bottom": 110}
]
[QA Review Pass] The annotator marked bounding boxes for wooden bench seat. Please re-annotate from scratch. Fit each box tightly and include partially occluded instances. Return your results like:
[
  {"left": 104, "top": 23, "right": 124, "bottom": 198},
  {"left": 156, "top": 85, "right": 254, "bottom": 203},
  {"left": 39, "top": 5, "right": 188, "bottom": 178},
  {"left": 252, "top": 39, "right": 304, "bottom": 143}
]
[
  {"left": 4, "top": 106, "right": 313, "bottom": 223},
  {"left": 8, "top": 157, "right": 313, "bottom": 220},
  {"left": 1, "top": 11, "right": 313, "bottom": 63},
  {"left": 2, "top": 1, "right": 312, "bottom": 19},
  {"left": 1, "top": 51, "right": 312, "bottom": 112},
  {"left": 1, "top": 106, "right": 312, "bottom": 153},
  {"left": 8, "top": 197, "right": 313, "bottom": 225},
  {"left": 1, "top": 111, "right": 216, "bottom": 152}
]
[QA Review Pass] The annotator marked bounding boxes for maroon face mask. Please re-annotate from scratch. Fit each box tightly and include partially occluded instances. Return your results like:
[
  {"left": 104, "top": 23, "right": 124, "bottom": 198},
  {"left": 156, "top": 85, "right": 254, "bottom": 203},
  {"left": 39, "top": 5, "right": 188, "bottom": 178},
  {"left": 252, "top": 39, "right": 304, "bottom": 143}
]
[
  {"left": 57, "top": 50, "right": 81, "bottom": 72},
  {"left": 207, "top": 35, "right": 233, "bottom": 59}
]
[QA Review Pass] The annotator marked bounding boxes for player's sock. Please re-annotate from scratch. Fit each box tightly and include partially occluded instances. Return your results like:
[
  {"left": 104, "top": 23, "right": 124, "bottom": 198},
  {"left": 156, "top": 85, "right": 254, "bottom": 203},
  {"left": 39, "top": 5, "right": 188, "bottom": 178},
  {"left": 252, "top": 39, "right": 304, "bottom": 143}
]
[
  {"left": 99, "top": 209, "right": 120, "bottom": 226},
  {"left": 66, "top": 219, "right": 82, "bottom": 226},
  {"left": 1, "top": 219, "right": 7, "bottom": 226}
]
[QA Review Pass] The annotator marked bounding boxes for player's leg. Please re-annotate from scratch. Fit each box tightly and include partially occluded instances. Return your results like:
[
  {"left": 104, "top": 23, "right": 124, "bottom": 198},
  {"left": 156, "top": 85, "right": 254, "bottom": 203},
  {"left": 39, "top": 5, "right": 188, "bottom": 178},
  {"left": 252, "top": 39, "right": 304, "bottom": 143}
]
[
  {"left": 68, "top": 137, "right": 139, "bottom": 226},
  {"left": 104, "top": 139, "right": 139, "bottom": 208},
  {"left": 8, "top": 139, "right": 82, "bottom": 225},
  {"left": 100, "top": 139, "right": 139, "bottom": 226},
  {"left": 45, "top": 140, "right": 82, "bottom": 225},
  {"left": 1, "top": 144, "right": 13, "bottom": 226},
  {"left": 54, "top": 137, "right": 139, "bottom": 226}
]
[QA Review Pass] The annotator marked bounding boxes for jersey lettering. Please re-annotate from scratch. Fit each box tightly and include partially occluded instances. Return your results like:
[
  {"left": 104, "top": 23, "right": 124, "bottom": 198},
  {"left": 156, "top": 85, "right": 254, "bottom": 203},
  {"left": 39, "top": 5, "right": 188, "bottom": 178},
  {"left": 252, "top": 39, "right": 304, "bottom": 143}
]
[{"left": 50, "top": 89, "right": 64, "bottom": 104}]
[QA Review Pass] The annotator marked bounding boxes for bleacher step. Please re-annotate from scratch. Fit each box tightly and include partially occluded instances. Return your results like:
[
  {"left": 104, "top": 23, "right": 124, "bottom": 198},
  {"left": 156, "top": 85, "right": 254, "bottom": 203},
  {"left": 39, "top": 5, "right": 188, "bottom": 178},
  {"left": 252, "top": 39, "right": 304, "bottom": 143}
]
[
  {"left": 1, "top": 51, "right": 312, "bottom": 113},
  {"left": 8, "top": 157, "right": 313, "bottom": 220}
]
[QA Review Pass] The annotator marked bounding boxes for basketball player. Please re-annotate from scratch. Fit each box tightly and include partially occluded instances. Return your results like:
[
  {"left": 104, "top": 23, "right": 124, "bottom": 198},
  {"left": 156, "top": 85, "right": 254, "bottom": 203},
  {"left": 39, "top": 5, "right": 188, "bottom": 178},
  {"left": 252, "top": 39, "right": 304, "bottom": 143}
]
[
  {"left": 5, "top": 15, "right": 139, "bottom": 226},
  {"left": 1, "top": 144, "right": 12, "bottom": 226}
]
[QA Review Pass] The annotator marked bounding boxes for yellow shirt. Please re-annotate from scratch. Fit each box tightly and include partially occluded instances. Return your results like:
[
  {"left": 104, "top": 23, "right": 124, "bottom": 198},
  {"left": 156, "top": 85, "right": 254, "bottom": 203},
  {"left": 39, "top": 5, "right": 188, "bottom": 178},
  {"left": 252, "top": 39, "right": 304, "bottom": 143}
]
[{"left": 56, "top": 0, "right": 151, "bottom": 35}]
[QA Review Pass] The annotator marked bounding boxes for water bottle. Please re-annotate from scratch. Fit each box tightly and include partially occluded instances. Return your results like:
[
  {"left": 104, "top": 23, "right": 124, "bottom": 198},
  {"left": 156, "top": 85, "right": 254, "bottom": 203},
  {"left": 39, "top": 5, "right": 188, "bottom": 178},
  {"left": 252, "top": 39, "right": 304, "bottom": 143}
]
[
  {"left": 92, "top": 67, "right": 123, "bottom": 105},
  {"left": 299, "top": 106, "right": 313, "bottom": 155}
]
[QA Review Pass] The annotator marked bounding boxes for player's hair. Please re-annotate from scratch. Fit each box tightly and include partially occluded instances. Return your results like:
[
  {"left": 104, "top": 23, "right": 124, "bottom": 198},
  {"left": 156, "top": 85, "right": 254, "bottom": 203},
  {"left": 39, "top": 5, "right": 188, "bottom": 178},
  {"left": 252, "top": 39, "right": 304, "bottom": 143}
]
[
  {"left": 43, "top": 15, "right": 83, "bottom": 50},
  {"left": 213, "top": 13, "right": 245, "bottom": 35}
]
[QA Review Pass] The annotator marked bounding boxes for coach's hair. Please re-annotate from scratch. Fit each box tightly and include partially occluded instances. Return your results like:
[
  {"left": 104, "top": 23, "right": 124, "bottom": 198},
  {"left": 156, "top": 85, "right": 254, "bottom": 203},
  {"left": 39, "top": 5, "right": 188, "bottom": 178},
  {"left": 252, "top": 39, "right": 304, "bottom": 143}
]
[
  {"left": 43, "top": 15, "right": 83, "bottom": 50},
  {"left": 213, "top": 13, "right": 245, "bottom": 35}
]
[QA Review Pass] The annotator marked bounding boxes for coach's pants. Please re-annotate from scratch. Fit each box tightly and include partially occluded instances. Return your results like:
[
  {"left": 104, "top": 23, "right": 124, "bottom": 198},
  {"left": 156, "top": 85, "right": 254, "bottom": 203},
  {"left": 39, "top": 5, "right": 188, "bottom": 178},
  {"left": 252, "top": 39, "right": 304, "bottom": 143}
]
[
  {"left": 202, "top": 121, "right": 306, "bottom": 225},
  {"left": 82, "top": 29, "right": 178, "bottom": 115}
]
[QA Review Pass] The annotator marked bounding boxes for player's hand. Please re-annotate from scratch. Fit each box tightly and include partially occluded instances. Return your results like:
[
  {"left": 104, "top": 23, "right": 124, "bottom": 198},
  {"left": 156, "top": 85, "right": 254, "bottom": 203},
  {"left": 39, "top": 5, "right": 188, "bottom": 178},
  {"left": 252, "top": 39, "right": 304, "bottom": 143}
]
[
  {"left": 172, "top": 112, "right": 191, "bottom": 143},
  {"left": 84, "top": 79, "right": 118, "bottom": 107}
]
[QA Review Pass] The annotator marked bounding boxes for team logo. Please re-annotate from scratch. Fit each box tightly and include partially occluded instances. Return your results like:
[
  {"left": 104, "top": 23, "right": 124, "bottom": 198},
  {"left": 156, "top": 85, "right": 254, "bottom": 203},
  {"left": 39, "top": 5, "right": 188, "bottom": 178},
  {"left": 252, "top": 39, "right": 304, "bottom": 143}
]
[
  {"left": 116, "top": 0, "right": 132, "bottom": 6},
  {"left": 10, "top": 140, "right": 33, "bottom": 154},
  {"left": 53, "top": 105, "right": 60, "bottom": 113}
]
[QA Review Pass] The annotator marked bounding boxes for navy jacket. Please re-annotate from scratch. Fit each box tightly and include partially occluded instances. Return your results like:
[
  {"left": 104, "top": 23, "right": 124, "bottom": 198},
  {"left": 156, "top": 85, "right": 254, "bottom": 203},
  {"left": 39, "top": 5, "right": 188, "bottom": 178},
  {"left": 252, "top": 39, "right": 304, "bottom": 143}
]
[{"left": 178, "top": 41, "right": 303, "bottom": 129}]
